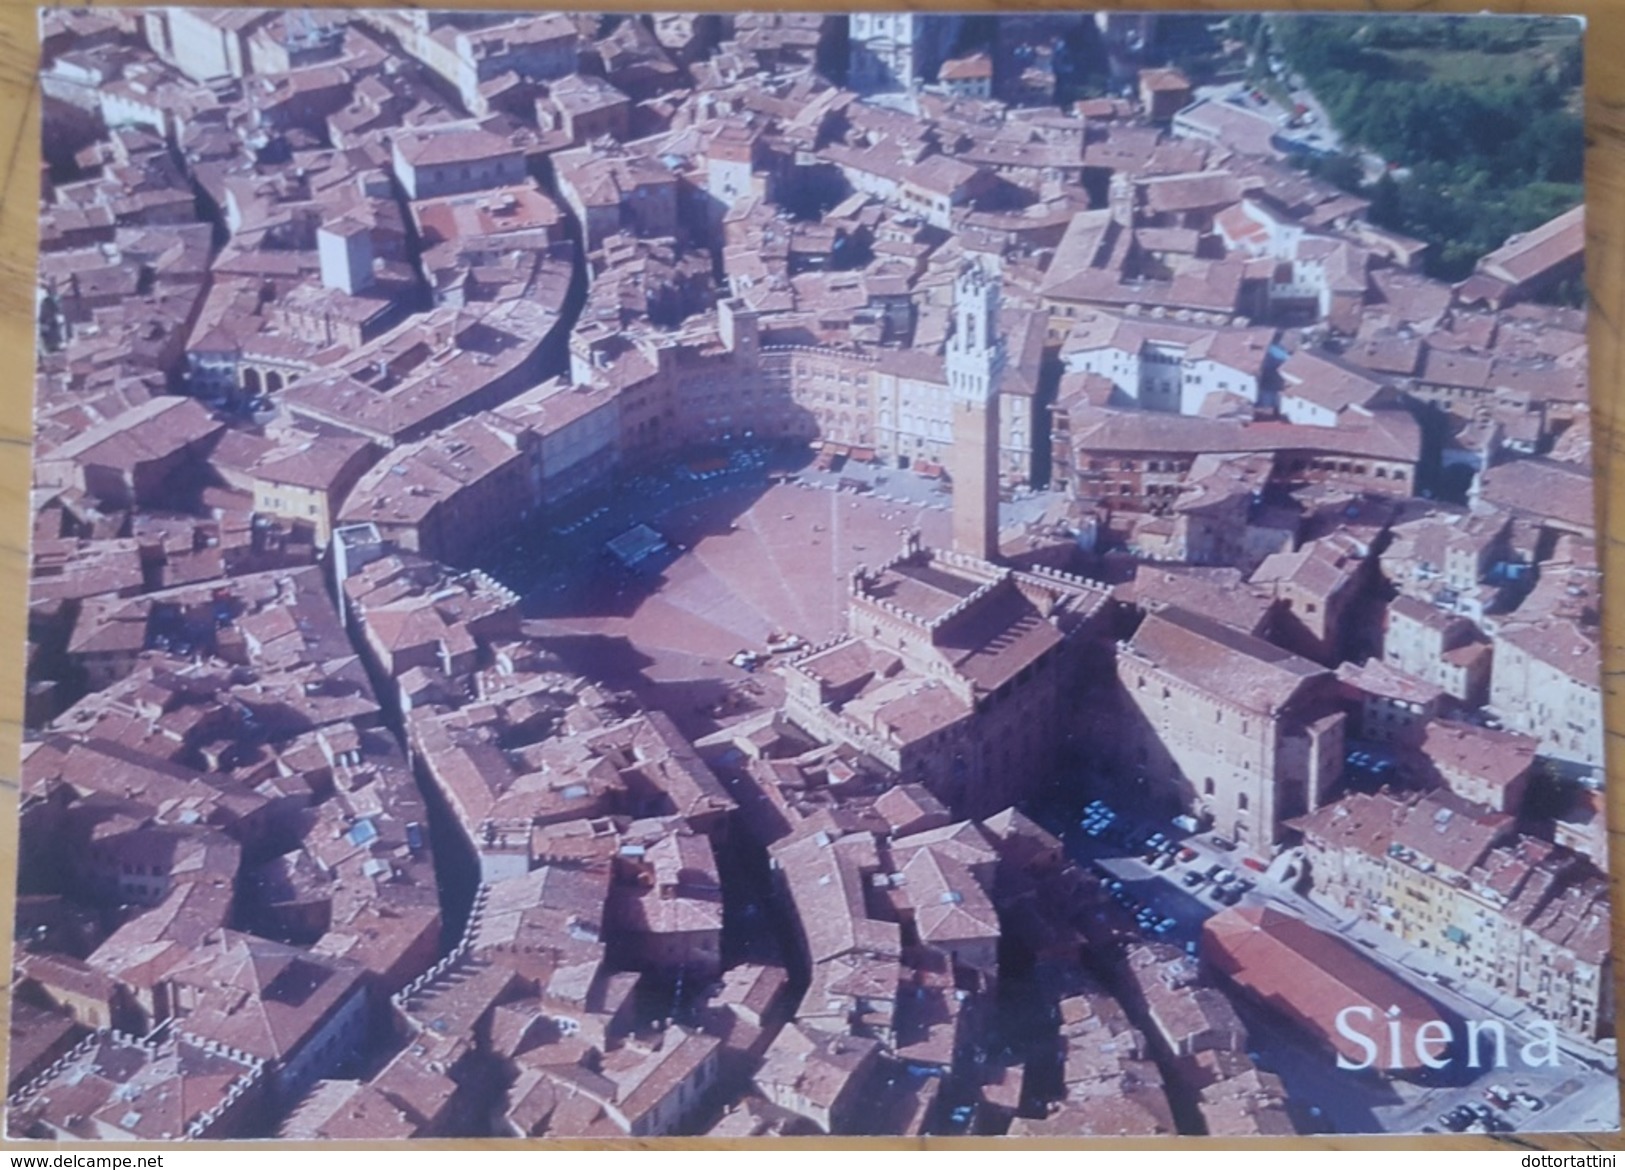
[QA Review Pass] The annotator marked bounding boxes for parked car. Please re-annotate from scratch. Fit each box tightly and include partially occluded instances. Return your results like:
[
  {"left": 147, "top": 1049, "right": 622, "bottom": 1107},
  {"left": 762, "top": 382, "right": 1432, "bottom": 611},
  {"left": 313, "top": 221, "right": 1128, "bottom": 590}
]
[
  {"left": 1181, "top": 870, "right": 1207, "bottom": 889},
  {"left": 1443, "top": 1105, "right": 1476, "bottom": 1131}
]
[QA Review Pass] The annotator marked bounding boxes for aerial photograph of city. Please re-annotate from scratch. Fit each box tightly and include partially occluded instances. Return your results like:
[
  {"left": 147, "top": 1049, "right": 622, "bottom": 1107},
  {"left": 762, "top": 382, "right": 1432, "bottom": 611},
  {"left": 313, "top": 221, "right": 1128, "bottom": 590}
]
[{"left": 6, "top": 5, "right": 1618, "bottom": 1141}]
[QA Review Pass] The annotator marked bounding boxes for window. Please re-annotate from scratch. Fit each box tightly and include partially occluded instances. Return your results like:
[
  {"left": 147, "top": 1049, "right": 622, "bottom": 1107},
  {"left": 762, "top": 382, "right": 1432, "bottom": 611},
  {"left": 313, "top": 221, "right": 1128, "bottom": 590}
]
[{"left": 1238, "top": 792, "right": 1249, "bottom": 811}]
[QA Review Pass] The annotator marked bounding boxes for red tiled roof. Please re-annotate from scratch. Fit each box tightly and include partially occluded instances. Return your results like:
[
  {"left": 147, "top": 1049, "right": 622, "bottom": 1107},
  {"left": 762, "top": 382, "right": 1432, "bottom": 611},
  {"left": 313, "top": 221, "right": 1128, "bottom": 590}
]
[
  {"left": 1203, "top": 905, "right": 1445, "bottom": 1071},
  {"left": 1420, "top": 719, "right": 1538, "bottom": 789},
  {"left": 1126, "top": 605, "right": 1326, "bottom": 716},
  {"left": 1478, "top": 205, "right": 1584, "bottom": 287}
]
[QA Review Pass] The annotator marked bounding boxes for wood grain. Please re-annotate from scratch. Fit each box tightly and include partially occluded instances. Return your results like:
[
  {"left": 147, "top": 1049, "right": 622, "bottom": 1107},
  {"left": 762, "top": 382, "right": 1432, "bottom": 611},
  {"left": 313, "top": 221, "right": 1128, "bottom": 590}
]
[{"left": 0, "top": 0, "right": 1620, "bottom": 1150}]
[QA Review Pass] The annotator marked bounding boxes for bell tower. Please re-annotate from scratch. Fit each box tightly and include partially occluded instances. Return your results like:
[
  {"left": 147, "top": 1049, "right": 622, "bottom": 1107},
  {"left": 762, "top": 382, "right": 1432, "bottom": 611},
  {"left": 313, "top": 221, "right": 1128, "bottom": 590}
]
[{"left": 945, "top": 261, "right": 1003, "bottom": 562}]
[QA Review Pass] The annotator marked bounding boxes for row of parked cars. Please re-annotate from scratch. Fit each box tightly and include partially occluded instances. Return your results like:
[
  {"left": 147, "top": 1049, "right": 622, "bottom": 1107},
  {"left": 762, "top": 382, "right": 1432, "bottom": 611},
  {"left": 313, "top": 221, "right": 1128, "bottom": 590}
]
[
  {"left": 1079, "top": 800, "right": 1128, "bottom": 842},
  {"left": 1082, "top": 802, "right": 1257, "bottom": 907},
  {"left": 1182, "top": 862, "right": 1254, "bottom": 906},
  {"left": 1082, "top": 802, "right": 1191, "bottom": 856},
  {"left": 1433, "top": 1101, "right": 1511, "bottom": 1133},
  {"left": 1098, "top": 874, "right": 1197, "bottom": 954},
  {"left": 1430, "top": 1086, "right": 1544, "bottom": 1133},
  {"left": 551, "top": 504, "right": 610, "bottom": 537},
  {"left": 1346, "top": 748, "right": 1396, "bottom": 777},
  {"left": 1485, "top": 1084, "right": 1544, "bottom": 1112}
]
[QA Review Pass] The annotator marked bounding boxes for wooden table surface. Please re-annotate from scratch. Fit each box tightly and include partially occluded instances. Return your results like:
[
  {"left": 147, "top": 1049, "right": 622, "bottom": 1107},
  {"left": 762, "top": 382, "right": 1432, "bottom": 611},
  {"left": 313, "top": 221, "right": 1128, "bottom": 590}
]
[{"left": 0, "top": 0, "right": 1620, "bottom": 1150}]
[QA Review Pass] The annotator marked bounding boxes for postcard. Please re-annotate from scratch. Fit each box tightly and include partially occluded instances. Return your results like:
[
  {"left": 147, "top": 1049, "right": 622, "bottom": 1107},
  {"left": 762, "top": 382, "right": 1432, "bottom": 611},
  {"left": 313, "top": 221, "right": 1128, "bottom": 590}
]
[{"left": 9, "top": 6, "right": 1616, "bottom": 1139}]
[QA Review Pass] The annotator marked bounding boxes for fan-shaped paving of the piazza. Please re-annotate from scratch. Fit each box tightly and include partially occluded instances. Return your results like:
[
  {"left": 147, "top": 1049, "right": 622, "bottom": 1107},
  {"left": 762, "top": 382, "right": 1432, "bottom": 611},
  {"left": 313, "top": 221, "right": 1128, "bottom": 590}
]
[{"left": 523, "top": 479, "right": 954, "bottom": 720}]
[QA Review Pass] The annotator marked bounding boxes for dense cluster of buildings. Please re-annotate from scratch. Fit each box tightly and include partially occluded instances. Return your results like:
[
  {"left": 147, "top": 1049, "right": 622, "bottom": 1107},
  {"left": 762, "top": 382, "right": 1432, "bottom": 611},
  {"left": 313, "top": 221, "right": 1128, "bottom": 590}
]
[{"left": 12, "top": 7, "right": 1608, "bottom": 1140}]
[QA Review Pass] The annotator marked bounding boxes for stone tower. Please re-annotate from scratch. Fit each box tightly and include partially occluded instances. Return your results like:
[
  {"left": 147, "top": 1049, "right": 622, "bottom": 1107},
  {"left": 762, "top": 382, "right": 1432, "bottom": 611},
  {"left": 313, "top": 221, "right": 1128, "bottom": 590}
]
[{"left": 945, "top": 261, "right": 1003, "bottom": 562}]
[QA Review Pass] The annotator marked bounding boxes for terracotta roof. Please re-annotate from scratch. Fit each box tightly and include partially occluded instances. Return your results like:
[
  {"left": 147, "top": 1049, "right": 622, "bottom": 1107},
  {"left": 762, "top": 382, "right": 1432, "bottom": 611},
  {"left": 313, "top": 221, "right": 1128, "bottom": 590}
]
[
  {"left": 394, "top": 125, "right": 524, "bottom": 169},
  {"left": 1389, "top": 791, "right": 1514, "bottom": 876},
  {"left": 1478, "top": 205, "right": 1584, "bottom": 287},
  {"left": 1203, "top": 905, "right": 1446, "bottom": 1071},
  {"left": 770, "top": 829, "right": 899, "bottom": 965},
  {"left": 1061, "top": 311, "right": 1274, "bottom": 378},
  {"left": 11, "top": 1032, "right": 259, "bottom": 1141},
  {"left": 1142, "top": 170, "right": 1246, "bottom": 215},
  {"left": 940, "top": 53, "right": 993, "bottom": 81},
  {"left": 872, "top": 783, "right": 950, "bottom": 837},
  {"left": 1495, "top": 616, "right": 1600, "bottom": 684},
  {"left": 1279, "top": 349, "right": 1385, "bottom": 414},
  {"left": 1335, "top": 658, "right": 1445, "bottom": 707},
  {"left": 1250, "top": 539, "right": 1358, "bottom": 604},
  {"left": 1067, "top": 402, "right": 1420, "bottom": 464},
  {"left": 251, "top": 433, "right": 373, "bottom": 492},
  {"left": 1172, "top": 99, "right": 1279, "bottom": 157},
  {"left": 1126, "top": 606, "right": 1327, "bottom": 716},
  {"left": 755, "top": 1024, "right": 879, "bottom": 1118},
  {"left": 165, "top": 931, "right": 367, "bottom": 1064},
  {"left": 1128, "top": 566, "right": 1275, "bottom": 637},
  {"left": 1477, "top": 457, "right": 1595, "bottom": 533},
  {"left": 1524, "top": 873, "right": 1610, "bottom": 965},
  {"left": 38, "top": 395, "right": 221, "bottom": 471},
  {"left": 1139, "top": 67, "right": 1192, "bottom": 93},
  {"left": 1291, "top": 790, "right": 1410, "bottom": 862},
  {"left": 900, "top": 845, "right": 999, "bottom": 947},
  {"left": 599, "top": 1028, "right": 719, "bottom": 1128},
  {"left": 1420, "top": 719, "right": 1538, "bottom": 789}
]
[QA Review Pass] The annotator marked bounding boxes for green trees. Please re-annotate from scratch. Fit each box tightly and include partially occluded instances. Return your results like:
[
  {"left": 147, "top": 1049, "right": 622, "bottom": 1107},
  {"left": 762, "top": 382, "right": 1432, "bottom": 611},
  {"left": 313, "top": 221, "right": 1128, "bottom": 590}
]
[{"left": 1269, "top": 15, "right": 1583, "bottom": 281}]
